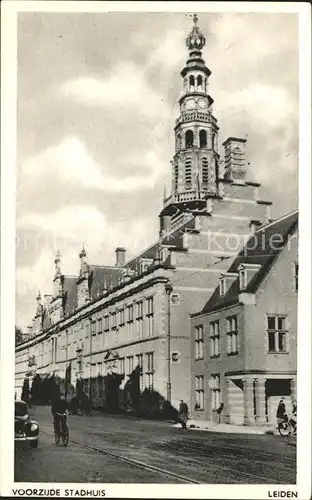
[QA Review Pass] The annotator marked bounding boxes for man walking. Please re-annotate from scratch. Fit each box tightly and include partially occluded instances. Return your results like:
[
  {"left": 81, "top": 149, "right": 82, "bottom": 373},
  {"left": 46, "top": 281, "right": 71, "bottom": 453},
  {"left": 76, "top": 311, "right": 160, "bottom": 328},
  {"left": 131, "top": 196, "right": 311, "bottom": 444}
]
[{"left": 178, "top": 400, "right": 188, "bottom": 429}]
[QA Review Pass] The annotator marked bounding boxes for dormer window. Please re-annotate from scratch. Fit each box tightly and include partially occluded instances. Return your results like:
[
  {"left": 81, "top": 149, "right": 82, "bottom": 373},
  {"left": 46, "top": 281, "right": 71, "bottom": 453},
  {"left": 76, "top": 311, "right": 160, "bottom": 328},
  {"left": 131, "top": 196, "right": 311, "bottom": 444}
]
[
  {"left": 220, "top": 272, "right": 238, "bottom": 296},
  {"left": 238, "top": 263, "right": 261, "bottom": 290},
  {"left": 220, "top": 277, "right": 226, "bottom": 296},
  {"left": 139, "top": 258, "right": 153, "bottom": 274},
  {"left": 239, "top": 269, "right": 247, "bottom": 290}
]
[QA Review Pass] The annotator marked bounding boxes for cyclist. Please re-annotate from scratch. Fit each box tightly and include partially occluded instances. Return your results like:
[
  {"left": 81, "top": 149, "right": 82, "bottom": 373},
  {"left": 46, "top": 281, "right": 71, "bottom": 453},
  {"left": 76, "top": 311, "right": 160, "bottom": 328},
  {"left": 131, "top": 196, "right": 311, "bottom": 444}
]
[
  {"left": 289, "top": 400, "right": 297, "bottom": 433},
  {"left": 276, "top": 399, "right": 287, "bottom": 429},
  {"left": 51, "top": 393, "right": 69, "bottom": 436}
]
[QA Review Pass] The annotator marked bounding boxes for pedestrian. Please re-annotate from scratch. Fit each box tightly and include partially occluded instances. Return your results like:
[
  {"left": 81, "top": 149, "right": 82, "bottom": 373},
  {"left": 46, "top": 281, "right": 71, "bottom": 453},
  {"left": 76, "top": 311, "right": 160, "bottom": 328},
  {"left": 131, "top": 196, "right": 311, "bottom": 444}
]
[
  {"left": 178, "top": 400, "right": 188, "bottom": 429},
  {"left": 276, "top": 399, "right": 287, "bottom": 429},
  {"left": 216, "top": 402, "right": 224, "bottom": 424}
]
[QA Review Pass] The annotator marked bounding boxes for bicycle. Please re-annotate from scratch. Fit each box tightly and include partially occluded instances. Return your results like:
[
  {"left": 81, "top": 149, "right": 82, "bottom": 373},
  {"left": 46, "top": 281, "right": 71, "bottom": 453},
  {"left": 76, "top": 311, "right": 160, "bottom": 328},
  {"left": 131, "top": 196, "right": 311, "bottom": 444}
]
[
  {"left": 278, "top": 415, "right": 297, "bottom": 437},
  {"left": 54, "top": 412, "right": 69, "bottom": 446}
]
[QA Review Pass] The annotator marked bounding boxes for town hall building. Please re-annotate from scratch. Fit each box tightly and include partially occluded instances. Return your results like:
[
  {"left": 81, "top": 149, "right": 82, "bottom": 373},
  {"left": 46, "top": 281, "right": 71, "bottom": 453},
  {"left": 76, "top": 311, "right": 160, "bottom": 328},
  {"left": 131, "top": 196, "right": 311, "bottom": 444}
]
[{"left": 15, "top": 16, "right": 296, "bottom": 425}]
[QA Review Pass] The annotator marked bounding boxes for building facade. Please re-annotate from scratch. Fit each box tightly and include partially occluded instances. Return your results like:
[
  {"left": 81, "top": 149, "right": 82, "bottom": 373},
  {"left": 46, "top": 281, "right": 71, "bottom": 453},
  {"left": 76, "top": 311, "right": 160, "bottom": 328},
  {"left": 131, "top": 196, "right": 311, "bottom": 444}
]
[
  {"left": 191, "top": 211, "right": 298, "bottom": 425},
  {"left": 15, "top": 16, "right": 274, "bottom": 416}
]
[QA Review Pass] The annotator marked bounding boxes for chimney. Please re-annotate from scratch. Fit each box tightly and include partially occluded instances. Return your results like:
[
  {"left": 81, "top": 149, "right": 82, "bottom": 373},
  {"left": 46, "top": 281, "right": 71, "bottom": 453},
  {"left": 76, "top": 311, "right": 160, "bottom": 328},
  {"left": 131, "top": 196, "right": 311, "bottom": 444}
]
[
  {"left": 249, "top": 220, "right": 262, "bottom": 236},
  {"left": 222, "top": 137, "right": 247, "bottom": 181},
  {"left": 115, "top": 247, "right": 126, "bottom": 267}
]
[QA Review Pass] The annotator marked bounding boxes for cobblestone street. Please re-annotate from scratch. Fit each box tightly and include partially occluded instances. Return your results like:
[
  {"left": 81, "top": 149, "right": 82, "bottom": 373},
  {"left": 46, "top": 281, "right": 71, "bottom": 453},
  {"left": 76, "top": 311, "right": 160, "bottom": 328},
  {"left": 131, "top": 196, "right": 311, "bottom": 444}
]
[{"left": 15, "top": 406, "right": 296, "bottom": 484}]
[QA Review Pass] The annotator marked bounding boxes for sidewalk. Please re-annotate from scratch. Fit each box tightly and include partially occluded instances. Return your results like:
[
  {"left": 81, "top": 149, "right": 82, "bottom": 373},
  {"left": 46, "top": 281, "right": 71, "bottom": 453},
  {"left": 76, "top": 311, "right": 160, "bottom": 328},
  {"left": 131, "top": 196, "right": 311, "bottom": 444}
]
[{"left": 173, "top": 419, "right": 279, "bottom": 435}]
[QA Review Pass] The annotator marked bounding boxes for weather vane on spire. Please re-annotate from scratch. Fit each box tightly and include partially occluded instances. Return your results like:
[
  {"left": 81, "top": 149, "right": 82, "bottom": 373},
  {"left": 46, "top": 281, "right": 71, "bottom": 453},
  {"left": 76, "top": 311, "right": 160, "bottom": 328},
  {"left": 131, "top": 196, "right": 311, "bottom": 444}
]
[{"left": 186, "top": 13, "right": 206, "bottom": 51}]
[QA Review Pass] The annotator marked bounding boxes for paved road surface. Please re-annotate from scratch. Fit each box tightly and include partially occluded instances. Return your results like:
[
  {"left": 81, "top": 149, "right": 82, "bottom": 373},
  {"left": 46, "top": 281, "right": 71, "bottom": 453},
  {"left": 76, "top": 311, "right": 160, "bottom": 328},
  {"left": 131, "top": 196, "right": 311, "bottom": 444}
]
[{"left": 15, "top": 406, "right": 296, "bottom": 484}]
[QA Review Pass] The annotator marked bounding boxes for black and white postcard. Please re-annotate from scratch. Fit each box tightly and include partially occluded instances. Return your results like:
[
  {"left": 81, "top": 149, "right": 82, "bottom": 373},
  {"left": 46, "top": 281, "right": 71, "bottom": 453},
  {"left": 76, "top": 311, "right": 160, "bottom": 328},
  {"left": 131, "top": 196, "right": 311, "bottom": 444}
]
[{"left": 1, "top": 1, "right": 311, "bottom": 499}]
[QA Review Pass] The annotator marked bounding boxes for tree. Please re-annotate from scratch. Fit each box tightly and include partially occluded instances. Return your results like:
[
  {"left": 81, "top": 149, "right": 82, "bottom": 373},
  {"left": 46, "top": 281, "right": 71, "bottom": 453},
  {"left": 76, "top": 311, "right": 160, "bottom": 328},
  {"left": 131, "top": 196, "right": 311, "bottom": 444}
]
[
  {"left": 21, "top": 377, "right": 30, "bottom": 403},
  {"left": 15, "top": 326, "right": 23, "bottom": 345},
  {"left": 31, "top": 374, "right": 43, "bottom": 404}
]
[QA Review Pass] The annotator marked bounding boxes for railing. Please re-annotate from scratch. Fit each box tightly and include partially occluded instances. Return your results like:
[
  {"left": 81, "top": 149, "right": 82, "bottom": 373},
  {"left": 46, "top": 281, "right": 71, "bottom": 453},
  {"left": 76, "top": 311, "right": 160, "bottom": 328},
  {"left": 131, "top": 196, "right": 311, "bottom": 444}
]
[
  {"left": 175, "top": 111, "right": 211, "bottom": 126},
  {"left": 169, "top": 212, "right": 194, "bottom": 232}
]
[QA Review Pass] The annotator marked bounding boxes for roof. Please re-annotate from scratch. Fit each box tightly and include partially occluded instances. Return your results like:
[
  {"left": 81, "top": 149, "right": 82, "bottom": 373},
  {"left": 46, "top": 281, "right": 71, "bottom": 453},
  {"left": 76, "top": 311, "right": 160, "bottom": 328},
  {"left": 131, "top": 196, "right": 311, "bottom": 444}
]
[
  {"left": 88, "top": 265, "right": 123, "bottom": 298},
  {"left": 28, "top": 212, "right": 197, "bottom": 332},
  {"left": 63, "top": 276, "right": 78, "bottom": 317},
  {"left": 198, "top": 210, "right": 298, "bottom": 315},
  {"left": 125, "top": 215, "right": 195, "bottom": 271}
]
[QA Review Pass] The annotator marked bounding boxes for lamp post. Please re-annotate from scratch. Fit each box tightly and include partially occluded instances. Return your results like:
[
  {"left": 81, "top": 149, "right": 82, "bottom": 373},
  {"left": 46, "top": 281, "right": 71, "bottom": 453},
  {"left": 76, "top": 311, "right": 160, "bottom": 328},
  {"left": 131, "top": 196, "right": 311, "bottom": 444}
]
[
  {"left": 165, "top": 282, "right": 173, "bottom": 404},
  {"left": 65, "top": 330, "right": 68, "bottom": 400},
  {"left": 89, "top": 317, "right": 93, "bottom": 404}
]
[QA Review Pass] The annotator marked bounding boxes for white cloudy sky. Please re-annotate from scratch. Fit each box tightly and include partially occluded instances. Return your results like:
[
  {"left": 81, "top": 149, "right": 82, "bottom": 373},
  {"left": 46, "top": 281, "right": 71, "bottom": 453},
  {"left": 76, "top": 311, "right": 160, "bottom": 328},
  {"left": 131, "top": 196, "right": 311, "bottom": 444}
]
[{"left": 16, "top": 10, "right": 298, "bottom": 330}]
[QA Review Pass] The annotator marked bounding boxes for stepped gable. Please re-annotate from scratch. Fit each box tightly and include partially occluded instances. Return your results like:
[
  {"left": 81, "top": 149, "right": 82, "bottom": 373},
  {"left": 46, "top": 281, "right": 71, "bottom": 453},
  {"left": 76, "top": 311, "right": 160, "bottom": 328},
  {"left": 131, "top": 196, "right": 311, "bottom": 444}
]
[
  {"left": 62, "top": 276, "right": 78, "bottom": 317},
  {"left": 125, "top": 215, "right": 196, "bottom": 271},
  {"left": 199, "top": 210, "right": 298, "bottom": 314}
]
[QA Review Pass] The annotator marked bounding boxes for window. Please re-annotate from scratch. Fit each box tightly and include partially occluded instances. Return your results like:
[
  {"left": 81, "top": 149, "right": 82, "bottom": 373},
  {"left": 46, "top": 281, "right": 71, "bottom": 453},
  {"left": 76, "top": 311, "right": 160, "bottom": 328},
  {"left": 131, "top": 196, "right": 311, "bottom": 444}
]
[
  {"left": 127, "top": 304, "right": 133, "bottom": 341},
  {"left": 53, "top": 337, "right": 58, "bottom": 363},
  {"left": 202, "top": 157, "right": 209, "bottom": 183},
  {"left": 220, "top": 278, "right": 226, "bottom": 296},
  {"left": 85, "top": 322, "right": 90, "bottom": 339},
  {"left": 140, "top": 261, "right": 150, "bottom": 274},
  {"left": 136, "top": 301, "right": 144, "bottom": 338},
  {"left": 212, "top": 133, "right": 216, "bottom": 150},
  {"left": 147, "top": 297, "right": 154, "bottom": 315},
  {"left": 239, "top": 269, "right": 247, "bottom": 290},
  {"left": 174, "top": 163, "right": 179, "bottom": 190},
  {"left": 210, "top": 374, "right": 221, "bottom": 410},
  {"left": 91, "top": 320, "right": 96, "bottom": 336},
  {"left": 189, "top": 75, "right": 195, "bottom": 91},
  {"left": 146, "top": 297, "right": 154, "bottom": 337},
  {"left": 267, "top": 315, "right": 288, "bottom": 353},
  {"left": 127, "top": 356, "right": 134, "bottom": 375},
  {"left": 136, "top": 301, "right": 143, "bottom": 319},
  {"left": 294, "top": 263, "right": 298, "bottom": 292},
  {"left": 171, "top": 293, "right": 180, "bottom": 305},
  {"left": 195, "top": 375, "right": 204, "bottom": 410},
  {"left": 199, "top": 130, "right": 207, "bottom": 148},
  {"left": 185, "top": 157, "right": 192, "bottom": 185},
  {"left": 185, "top": 130, "right": 194, "bottom": 149},
  {"left": 97, "top": 318, "right": 102, "bottom": 334},
  {"left": 226, "top": 316, "right": 238, "bottom": 355},
  {"left": 127, "top": 305, "right": 134, "bottom": 323},
  {"left": 119, "top": 309, "right": 125, "bottom": 326},
  {"left": 210, "top": 321, "right": 220, "bottom": 357},
  {"left": 171, "top": 351, "right": 180, "bottom": 363},
  {"left": 118, "top": 357, "right": 125, "bottom": 376},
  {"left": 176, "top": 133, "right": 182, "bottom": 152},
  {"left": 195, "top": 325, "right": 204, "bottom": 360},
  {"left": 197, "top": 75, "right": 203, "bottom": 91},
  {"left": 104, "top": 315, "right": 109, "bottom": 332},
  {"left": 146, "top": 352, "right": 154, "bottom": 390},
  {"left": 136, "top": 354, "right": 144, "bottom": 392},
  {"left": 111, "top": 312, "right": 117, "bottom": 330}
]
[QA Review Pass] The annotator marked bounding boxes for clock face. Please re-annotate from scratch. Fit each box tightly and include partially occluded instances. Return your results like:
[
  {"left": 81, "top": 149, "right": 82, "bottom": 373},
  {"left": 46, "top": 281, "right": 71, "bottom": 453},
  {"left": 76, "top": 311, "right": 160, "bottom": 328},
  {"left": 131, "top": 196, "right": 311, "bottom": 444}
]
[
  {"left": 185, "top": 99, "right": 196, "bottom": 111},
  {"left": 198, "top": 98, "right": 208, "bottom": 110}
]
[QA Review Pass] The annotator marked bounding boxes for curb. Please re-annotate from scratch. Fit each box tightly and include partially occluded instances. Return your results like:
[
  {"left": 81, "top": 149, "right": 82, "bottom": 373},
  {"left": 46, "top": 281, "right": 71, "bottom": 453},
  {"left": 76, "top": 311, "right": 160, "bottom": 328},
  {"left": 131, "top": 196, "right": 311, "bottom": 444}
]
[{"left": 172, "top": 422, "right": 279, "bottom": 435}]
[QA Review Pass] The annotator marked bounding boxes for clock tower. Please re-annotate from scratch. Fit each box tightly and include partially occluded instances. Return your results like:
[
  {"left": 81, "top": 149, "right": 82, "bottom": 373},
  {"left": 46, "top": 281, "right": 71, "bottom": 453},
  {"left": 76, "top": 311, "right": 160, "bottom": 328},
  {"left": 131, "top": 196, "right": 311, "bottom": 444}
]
[{"left": 160, "top": 14, "right": 220, "bottom": 234}]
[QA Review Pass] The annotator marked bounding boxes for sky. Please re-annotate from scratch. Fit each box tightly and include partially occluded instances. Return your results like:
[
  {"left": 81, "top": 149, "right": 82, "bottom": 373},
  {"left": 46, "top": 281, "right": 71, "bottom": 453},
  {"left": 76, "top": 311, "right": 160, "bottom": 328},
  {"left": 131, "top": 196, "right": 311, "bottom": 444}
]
[{"left": 16, "top": 10, "right": 299, "bottom": 331}]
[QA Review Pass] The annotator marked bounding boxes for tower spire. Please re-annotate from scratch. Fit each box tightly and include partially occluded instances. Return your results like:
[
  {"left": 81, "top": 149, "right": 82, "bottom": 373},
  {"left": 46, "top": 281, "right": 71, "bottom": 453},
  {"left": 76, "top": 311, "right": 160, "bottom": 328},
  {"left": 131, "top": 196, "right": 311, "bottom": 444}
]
[
  {"left": 54, "top": 248, "right": 61, "bottom": 277},
  {"left": 79, "top": 242, "right": 89, "bottom": 277},
  {"left": 158, "top": 15, "right": 219, "bottom": 235},
  {"left": 186, "top": 13, "right": 206, "bottom": 52}
]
